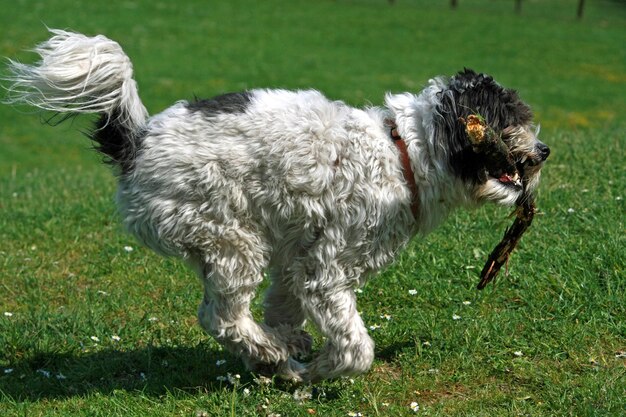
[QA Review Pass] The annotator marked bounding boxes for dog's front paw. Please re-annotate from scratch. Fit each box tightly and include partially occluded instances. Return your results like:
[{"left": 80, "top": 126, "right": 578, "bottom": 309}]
[
  {"left": 248, "top": 357, "right": 306, "bottom": 383},
  {"left": 278, "top": 357, "right": 307, "bottom": 382}
]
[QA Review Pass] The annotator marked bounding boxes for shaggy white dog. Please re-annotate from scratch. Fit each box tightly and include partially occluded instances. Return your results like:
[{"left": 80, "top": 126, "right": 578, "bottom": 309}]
[{"left": 5, "top": 30, "right": 549, "bottom": 382}]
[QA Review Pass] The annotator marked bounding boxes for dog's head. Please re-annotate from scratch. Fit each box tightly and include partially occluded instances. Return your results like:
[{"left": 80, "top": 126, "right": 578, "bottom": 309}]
[{"left": 435, "top": 69, "right": 549, "bottom": 206}]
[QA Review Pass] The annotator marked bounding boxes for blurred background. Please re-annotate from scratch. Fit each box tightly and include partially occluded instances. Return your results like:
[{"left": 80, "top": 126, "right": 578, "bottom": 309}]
[{"left": 2, "top": 0, "right": 624, "bottom": 132}]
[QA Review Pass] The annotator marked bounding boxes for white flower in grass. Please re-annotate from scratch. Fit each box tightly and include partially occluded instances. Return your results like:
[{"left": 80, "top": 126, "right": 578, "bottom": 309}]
[
  {"left": 369, "top": 324, "right": 381, "bottom": 331},
  {"left": 355, "top": 288, "right": 363, "bottom": 294},
  {"left": 410, "top": 401, "right": 420, "bottom": 412},
  {"left": 452, "top": 314, "right": 461, "bottom": 320},
  {"left": 215, "top": 359, "right": 227, "bottom": 367},
  {"left": 293, "top": 386, "right": 313, "bottom": 402},
  {"left": 567, "top": 208, "right": 575, "bottom": 213},
  {"left": 4, "top": 368, "right": 14, "bottom": 374},
  {"left": 90, "top": 336, "right": 100, "bottom": 343},
  {"left": 380, "top": 314, "right": 392, "bottom": 321},
  {"left": 217, "top": 373, "right": 240, "bottom": 384},
  {"left": 37, "top": 369, "right": 51, "bottom": 378},
  {"left": 111, "top": 335, "right": 121, "bottom": 342},
  {"left": 462, "top": 301, "right": 471, "bottom": 306},
  {"left": 4, "top": 312, "right": 13, "bottom": 317},
  {"left": 123, "top": 246, "right": 134, "bottom": 252},
  {"left": 422, "top": 341, "right": 431, "bottom": 347},
  {"left": 243, "top": 388, "right": 251, "bottom": 396},
  {"left": 514, "top": 351, "right": 524, "bottom": 357},
  {"left": 408, "top": 289, "right": 418, "bottom": 295},
  {"left": 148, "top": 316, "right": 158, "bottom": 322},
  {"left": 347, "top": 412, "right": 363, "bottom": 417},
  {"left": 56, "top": 373, "right": 66, "bottom": 380},
  {"left": 254, "top": 375, "right": 272, "bottom": 385}
]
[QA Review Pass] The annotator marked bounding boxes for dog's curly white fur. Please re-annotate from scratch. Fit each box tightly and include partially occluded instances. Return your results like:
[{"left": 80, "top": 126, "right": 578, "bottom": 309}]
[{"left": 5, "top": 30, "right": 549, "bottom": 382}]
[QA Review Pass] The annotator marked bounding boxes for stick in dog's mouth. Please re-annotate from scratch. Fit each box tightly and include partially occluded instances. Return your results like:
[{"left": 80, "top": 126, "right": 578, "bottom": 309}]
[
  {"left": 460, "top": 115, "right": 537, "bottom": 289},
  {"left": 476, "top": 197, "right": 535, "bottom": 289}
]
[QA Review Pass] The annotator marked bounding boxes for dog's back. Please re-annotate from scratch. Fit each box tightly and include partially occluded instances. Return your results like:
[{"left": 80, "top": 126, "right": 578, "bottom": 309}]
[{"left": 119, "top": 88, "right": 412, "bottom": 267}]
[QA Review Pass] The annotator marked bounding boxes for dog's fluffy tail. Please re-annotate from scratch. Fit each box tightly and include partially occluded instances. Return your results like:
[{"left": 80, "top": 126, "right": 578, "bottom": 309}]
[{"left": 4, "top": 29, "right": 148, "bottom": 172}]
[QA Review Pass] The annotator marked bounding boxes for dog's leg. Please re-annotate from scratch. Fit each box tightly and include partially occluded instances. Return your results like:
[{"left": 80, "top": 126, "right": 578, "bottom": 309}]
[
  {"left": 196, "top": 264, "right": 305, "bottom": 381},
  {"left": 264, "top": 272, "right": 313, "bottom": 358},
  {"left": 299, "top": 286, "right": 375, "bottom": 382}
]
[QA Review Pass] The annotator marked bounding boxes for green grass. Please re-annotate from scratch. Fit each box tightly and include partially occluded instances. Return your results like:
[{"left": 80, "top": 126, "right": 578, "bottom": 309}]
[{"left": 1, "top": 0, "right": 624, "bottom": 416}]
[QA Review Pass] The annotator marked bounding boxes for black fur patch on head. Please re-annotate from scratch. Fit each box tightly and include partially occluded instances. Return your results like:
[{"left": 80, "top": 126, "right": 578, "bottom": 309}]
[
  {"left": 90, "top": 110, "right": 143, "bottom": 176},
  {"left": 187, "top": 91, "right": 252, "bottom": 117},
  {"left": 434, "top": 69, "right": 533, "bottom": 182}
]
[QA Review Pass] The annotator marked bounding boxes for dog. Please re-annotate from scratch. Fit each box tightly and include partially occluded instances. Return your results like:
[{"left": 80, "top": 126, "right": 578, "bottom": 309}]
[{"left": 5, "top": 30, "right": 549, "bottom": 382}]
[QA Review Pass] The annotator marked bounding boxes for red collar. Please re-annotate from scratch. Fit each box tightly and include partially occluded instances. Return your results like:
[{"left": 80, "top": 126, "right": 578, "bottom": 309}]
[{"left": 387, "top": 121, "right": 419, "bottom": 220}]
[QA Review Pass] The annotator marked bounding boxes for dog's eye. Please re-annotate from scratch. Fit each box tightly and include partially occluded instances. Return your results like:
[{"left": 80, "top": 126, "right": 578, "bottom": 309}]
[{"left": 500, "top": 126, "right": 524, "bottom": 145}]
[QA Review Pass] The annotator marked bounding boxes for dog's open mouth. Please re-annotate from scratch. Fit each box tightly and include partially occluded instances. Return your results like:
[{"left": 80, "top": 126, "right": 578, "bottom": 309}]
[
  {"left": 495, "top": 171, "right": 521, "bottom": 187},
  {"left": 490, "top": 154, "right": 542, "bottom": 189},
  {"left": 497, "top": 154, "right": 545, "bottom": 188},
  {"left": 487, "top": 160, "right": 523, "bottom": 188}
]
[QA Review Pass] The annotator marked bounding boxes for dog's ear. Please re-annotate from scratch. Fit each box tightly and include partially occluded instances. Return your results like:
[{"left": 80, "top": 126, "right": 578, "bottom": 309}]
[{"left": 434, "top": 69, "right": 533, "bottom": 182}]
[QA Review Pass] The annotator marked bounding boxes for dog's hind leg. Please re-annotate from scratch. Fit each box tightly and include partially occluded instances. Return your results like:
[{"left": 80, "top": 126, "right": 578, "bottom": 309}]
[
  {"left": 263, "top": 270, "right": 313, "bottom": 359},
  {"left": 195, "top": 261, "right": 305, "bottom": 381},
  {"left": 298, "top": 284, "right": 375, "bottom": 382}
]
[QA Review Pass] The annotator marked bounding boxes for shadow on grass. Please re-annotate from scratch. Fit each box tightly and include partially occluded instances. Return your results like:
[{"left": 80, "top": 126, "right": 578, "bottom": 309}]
[
  {"left": 0, "top": 344, "right": 250, "bottom": 401},
  {"left": 376, "top": 340, "right": 416, "bottom": 362},
  {"left": 1, "top": 335, "right": 419, "bottom": 402}
]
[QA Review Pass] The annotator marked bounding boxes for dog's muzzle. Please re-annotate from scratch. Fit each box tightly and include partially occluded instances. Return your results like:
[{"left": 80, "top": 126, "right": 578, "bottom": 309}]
[
  {"left": 535, "top": 142, "right": 550, "bottom": 163},
  {"left": 497, "top": 142, "right": 550, "bottom": 188}
]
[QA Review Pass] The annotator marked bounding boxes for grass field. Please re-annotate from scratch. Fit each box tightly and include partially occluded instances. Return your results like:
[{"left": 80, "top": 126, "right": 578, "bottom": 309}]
[{"left": 1, "top": 0, "right": 624, "bottom": 416}]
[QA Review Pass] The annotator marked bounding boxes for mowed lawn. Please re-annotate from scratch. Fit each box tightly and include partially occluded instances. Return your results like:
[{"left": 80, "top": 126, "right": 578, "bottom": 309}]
[{"left": 0, "top": 1, "right": 624, "bottom": 416}]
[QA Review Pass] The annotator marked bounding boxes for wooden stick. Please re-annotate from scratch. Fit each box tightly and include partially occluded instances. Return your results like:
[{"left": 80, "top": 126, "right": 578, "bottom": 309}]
[
  {"left": 477, "top": 198, "right": 535, "bottom": 290},
  {"left": 460, "top": 114, "right": 537, "bottom": 289}
]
